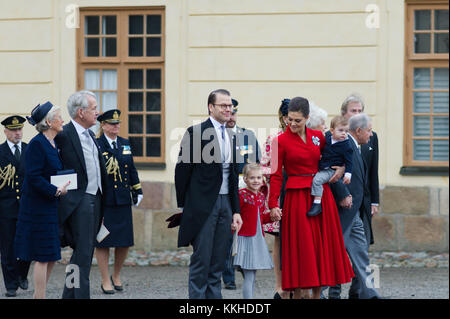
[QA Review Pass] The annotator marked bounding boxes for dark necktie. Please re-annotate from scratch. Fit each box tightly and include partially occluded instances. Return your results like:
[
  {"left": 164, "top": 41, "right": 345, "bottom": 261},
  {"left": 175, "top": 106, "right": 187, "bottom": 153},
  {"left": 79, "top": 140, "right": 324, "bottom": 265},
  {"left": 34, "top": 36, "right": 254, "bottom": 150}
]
[
  {"left": 112, "top": 141, "right": 117, "bottom": 150},
  {"left": 14, "top": 144, "right": 20, "bottom": 161}
]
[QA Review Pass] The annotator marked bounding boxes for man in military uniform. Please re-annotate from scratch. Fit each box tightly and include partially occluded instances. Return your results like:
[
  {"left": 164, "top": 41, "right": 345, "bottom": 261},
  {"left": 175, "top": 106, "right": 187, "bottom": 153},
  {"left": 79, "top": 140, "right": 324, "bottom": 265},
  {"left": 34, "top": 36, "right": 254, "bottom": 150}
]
[
  {"left": 0, "top": 115, "right": 31, "bottom": 297},
  {"left": 227, "top": 99, "right": 261, "bottom": 176},
  {"left": 222, "top": 99, "right": 261, "bottom": 290}
]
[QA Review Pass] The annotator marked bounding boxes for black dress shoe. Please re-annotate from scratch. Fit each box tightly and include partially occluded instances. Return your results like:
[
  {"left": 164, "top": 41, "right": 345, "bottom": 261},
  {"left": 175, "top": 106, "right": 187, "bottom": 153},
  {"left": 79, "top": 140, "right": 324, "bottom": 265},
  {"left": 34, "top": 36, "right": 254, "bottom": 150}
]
[
  {"left": 224, "top": 282, "right": 236, "bottom": 290},
  {"left": 273, "top": 292, "right": 282, "bottom": 299},
  {"left": 307, "top": 203, "right": 322, "bottom": 217},
  {"left": 348, "top": 293, "right": 360, "bottom": 299},
  {"left": 101, "top": 285, "right": 115, "bottom": 295},
  {"left": 110, "top": 276, "right": 123, "bottom": 291},
  {"left": 19, "top": 278, "right": 29, "bottom": 290},
  {"left": 5, "top": 289, "right": 17, "bottom": 297}
]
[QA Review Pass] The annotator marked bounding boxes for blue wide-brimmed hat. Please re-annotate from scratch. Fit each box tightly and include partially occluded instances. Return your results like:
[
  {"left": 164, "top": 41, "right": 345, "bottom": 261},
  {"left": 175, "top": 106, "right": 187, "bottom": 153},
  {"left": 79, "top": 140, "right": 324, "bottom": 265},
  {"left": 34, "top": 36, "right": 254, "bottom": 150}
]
[{"left": 27, "top": 101, "right": 53, "bottom": 126}]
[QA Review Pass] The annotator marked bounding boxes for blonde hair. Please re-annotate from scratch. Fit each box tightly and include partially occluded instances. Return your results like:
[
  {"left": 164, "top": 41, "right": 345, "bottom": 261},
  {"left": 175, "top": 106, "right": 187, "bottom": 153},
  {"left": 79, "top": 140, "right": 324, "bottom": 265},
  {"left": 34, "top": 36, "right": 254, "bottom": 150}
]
[
  {"left": 330, "top": 115, "right": 348, "bottom": 129},
  {"left": 242, "top": 163, "right": 262, "bottom": 178}
]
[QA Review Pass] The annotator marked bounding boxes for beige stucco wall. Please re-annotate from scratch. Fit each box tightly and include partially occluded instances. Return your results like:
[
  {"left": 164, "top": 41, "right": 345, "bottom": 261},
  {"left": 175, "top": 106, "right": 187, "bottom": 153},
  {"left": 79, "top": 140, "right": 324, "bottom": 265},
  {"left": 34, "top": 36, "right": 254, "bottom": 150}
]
[{"left": 0, "top": 0, "right": 448, "bottom": 187}]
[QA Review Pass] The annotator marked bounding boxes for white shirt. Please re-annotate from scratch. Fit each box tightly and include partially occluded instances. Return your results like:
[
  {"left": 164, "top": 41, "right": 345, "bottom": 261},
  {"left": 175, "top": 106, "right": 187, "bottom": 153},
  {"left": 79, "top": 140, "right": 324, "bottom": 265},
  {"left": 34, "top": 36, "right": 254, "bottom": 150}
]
[
  {"left": 71, "top": 119, "right": 89, "bottom": 139},
  {"left": 104, "top": 134, "right": 118, "bottom": 149},
  {"left": 6, "top": 140, "right": 22, "bottom": 156},
  {"left": 209, "top": 116, "right": 231, "bottom": 163},
  {"left": 71, "top": 119, "right": 102, "bottom": 194}
]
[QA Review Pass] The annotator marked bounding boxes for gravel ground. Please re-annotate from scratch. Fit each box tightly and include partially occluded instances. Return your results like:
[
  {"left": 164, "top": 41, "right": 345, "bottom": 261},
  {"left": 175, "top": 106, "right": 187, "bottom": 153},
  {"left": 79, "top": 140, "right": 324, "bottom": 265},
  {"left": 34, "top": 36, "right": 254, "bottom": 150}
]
[{"left": 0, "top": 264, "right": 448, "bottom": 299}]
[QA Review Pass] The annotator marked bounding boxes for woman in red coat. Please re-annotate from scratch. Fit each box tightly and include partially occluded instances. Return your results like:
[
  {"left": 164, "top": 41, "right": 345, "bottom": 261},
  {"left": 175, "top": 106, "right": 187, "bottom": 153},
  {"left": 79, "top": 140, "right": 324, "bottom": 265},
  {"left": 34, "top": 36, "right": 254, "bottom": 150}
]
[{"left": 269, "top": 97, "right": 354, "bottom": 299}]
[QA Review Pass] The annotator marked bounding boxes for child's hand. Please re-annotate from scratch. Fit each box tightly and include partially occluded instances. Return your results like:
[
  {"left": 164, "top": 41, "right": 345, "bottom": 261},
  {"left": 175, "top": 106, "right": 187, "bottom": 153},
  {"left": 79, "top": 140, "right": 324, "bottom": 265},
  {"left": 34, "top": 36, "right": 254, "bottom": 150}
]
[
  {"left": 270, "top": 207, "right": 282, "bottom": 221},
  {"left": 343, "top": 175, "right": 351, "bottom": 184}
]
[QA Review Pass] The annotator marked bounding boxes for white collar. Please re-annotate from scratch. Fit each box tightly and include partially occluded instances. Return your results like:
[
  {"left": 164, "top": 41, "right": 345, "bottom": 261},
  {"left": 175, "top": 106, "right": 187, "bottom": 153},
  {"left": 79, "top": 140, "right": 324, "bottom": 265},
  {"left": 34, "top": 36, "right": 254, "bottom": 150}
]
[
  {"left": 71, "top": 119, "right": 89, "bottom": 137},
  {"left": 7, "top": 140, "right": 21, "bottom": 153},
  {"left": 331, "top": 136, "right": 348, "bottom": 145},
  {"left": 104, "top": 134, "right": 118, "bottom": 148},
  {"left": 209, "top": 116, "right": 226, "bottom": 131},
  {"left": 349, "top": 133, "right": 359, "bottom": 148}
]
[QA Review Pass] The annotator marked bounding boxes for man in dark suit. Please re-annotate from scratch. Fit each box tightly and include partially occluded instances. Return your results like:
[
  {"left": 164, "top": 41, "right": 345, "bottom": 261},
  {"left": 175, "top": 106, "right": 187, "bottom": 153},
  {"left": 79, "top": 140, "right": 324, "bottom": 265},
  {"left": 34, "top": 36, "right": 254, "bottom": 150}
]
[
  {"left": 175, "top": 89, "right": 243, "bottom": 299},
  {"left": 340, "top": 93, "right": 380, "bottom": 247},
  {"left": 222, "top": 98, "right": 261, "bottom": 289},
  {"left": 0, "top": 116, "right": 31, "bottom": 297},
  {"left": 329, "top": 113, "right": 380, "bottom": 299},
  {"left": 55, "top": 91, "right": 106, "bottom": 299}
]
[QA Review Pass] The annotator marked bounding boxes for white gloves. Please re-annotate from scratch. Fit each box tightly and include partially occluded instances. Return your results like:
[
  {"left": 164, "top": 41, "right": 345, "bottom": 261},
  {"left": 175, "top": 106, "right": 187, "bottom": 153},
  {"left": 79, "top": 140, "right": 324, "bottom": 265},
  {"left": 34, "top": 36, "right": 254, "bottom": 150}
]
[{"left": 134, "top": 194, "right": 143, "bottom": 207}]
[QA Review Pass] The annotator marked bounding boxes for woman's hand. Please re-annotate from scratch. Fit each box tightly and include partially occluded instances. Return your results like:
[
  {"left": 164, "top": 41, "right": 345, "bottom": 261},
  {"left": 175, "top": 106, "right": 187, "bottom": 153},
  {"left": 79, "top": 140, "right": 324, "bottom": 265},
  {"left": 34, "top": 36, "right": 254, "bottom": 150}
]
[
  {"left": 56, "top": 181, "right": 70, "bottom": 197},
  {"left": 329, "top": 165, "right": 345, "bottom": 183},
  {"left": 270, "top": 207, "right": 282, "bottom": 221}
]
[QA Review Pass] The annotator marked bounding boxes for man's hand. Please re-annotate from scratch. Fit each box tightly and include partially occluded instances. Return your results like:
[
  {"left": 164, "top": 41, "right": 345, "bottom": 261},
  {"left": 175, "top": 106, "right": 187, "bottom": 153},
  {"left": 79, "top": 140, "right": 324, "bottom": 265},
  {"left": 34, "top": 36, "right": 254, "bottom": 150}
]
[
  {"left": 371, "top": 205, "right": 379, "bottom": 216},
  {"left": 231, "top": 213, "right": 243, "bottom": 232},
  {"left": 343, "top": 175, "right": 351, "bottom": 185},
  {"left": 329, "top": 165, "right": 345, "bottom": 183},
  {"left": 270, "top": 207, "right": 282, "bottom": 221},
  {"left": 339, "top": 195, "right": 352, "bottom": 209}
]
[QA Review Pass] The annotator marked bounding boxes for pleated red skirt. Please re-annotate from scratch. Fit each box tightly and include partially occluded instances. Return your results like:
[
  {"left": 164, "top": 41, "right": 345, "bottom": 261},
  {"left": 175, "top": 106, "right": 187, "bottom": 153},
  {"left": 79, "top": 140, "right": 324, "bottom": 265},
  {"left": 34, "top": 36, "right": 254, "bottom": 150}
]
[{"left": 281, "top": 184, "right": 354, "bottom": 290}]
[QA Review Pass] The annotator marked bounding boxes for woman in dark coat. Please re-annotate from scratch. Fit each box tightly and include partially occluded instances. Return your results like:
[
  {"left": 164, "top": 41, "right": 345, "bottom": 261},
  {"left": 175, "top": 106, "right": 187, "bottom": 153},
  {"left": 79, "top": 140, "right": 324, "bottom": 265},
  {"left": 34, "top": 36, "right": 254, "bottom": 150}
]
[
  {"left": 94, "top": 109, "right": 143, "bottom": 294},
  {"left": 14, "top": 102, "right": 69, "bottom": 298}
]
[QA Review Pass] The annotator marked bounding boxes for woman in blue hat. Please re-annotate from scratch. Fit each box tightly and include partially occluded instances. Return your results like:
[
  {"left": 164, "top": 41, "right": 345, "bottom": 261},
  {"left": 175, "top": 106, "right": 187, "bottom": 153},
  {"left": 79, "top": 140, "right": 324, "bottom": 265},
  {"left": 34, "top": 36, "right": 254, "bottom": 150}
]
[
  {"left": 94, "top": 109, "right": 143, "bottom": 294},
  {"left": 14, "top": 102, "right": 70, "bottom": 298}
]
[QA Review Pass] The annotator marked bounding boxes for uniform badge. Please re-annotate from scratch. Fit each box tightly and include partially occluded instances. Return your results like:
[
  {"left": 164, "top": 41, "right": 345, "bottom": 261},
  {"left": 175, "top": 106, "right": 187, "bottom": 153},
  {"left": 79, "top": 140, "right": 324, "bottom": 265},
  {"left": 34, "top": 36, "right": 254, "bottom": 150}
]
[
  {"left": 239, "top": 145, "right": 253, "bottom": 156},
  {"left": 312, "top": 136, "right": 320, "bottom": 146},
  {"left": 12, "top": 117, "right": 19, "bottom": 125},
  {"left": 122, "top": 145, "right": 132, "bottom": 155}
]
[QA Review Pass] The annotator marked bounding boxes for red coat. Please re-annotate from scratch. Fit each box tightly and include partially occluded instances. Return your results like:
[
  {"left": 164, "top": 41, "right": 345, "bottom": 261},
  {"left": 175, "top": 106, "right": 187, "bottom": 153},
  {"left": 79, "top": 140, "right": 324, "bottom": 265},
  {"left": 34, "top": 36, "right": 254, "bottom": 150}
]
[
  {"left": 267, "top": 126, "right": 354, "bottom": 289},
  {"left": 238, "top": 188, "right": 272, "bottom": 237}
]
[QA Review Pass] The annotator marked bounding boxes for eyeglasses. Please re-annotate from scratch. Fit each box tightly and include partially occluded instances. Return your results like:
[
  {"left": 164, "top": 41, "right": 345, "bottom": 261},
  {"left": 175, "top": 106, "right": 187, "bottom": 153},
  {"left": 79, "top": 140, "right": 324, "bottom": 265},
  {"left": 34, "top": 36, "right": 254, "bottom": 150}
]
[{"left": 213, "top": 104, "right": 233, "bottom": 110}]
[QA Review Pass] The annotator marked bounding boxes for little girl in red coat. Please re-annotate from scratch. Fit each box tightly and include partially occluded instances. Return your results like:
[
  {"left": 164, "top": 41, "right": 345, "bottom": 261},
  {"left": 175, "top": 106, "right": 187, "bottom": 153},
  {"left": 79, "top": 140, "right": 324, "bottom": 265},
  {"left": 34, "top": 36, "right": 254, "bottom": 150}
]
[{"left": 233, "top": 163, "right": 274, "bottom": 299}]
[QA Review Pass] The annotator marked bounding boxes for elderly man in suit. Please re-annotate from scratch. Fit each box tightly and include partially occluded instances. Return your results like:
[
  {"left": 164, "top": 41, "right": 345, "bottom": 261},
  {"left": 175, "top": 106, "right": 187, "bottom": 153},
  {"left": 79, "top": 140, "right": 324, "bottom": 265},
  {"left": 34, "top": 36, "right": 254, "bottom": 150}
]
[
  {"left": 55, "top": 90, "right": 106, "bottom": 299},
  {"left": 327, "top": 94, "right": 380, "bottom": 299},
  {"left": 0, "top": 116, "right": 31, "bottom": 297},
  {"left": 175, "top": 89, "right": 243, "bottom": 299},
  {"left": 328, "top": 113, "right": 381, "bottom": 299},
  {"left": 340, "top": 94, "right": 380, "bottom": 247}
]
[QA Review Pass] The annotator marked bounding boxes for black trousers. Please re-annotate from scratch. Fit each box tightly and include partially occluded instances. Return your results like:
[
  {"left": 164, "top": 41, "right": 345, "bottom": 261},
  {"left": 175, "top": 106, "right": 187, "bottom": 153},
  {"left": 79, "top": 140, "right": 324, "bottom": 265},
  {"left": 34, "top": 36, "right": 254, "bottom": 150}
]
[
  {"left": 188, "top": 194, "right": 233, "bottom": 299},
  {"left": 62, "top": 191, "right": 101, "bottom": 299},
  {"left": 0, "top": 218, "right": 31, "bottom": 290}
]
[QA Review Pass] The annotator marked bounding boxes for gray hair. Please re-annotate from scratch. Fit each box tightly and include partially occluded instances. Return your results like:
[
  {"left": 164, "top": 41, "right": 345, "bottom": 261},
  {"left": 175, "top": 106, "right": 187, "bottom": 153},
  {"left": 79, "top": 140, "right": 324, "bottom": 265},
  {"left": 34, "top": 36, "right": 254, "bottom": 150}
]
[
  {"left": 67, "top": 90, "right": 96, "bottom": 119},
  {"left": 306, "top": 101, "right": 328, "bottom": 129},
  {"left": 349, "top": 113, "right": 371, "bottom": 132},
  {"left": 35, "top": 105, "right": 61, "bottom": 133},
  {"left": 341, "top": 93, "right": 365, "bottom": 116}
]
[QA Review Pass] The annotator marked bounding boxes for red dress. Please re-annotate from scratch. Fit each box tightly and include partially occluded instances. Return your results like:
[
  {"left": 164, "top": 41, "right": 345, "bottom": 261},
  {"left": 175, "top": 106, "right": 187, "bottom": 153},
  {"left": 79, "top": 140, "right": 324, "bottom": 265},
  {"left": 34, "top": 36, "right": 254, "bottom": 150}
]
[{"left": 268, "top": 126, "right": 354, "bottom": 290}]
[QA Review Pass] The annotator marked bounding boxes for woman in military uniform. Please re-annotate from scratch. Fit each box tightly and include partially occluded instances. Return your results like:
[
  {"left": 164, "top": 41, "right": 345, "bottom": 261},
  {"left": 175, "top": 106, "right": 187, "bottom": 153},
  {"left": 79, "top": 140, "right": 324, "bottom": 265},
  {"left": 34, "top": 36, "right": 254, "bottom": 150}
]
[{"left": 94, "top": 109, "right": 143, "bottom": 294}]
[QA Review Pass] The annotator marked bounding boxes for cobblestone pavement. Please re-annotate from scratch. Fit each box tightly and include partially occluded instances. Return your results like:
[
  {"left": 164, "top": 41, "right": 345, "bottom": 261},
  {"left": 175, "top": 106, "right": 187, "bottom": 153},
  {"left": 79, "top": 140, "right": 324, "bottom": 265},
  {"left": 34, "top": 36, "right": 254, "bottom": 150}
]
[
  {"left": 0, "top": 249, "right": 448, "bottom": 299},
  {"left": 59, "top": 248, "right": 449, "bottom": 268}
]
